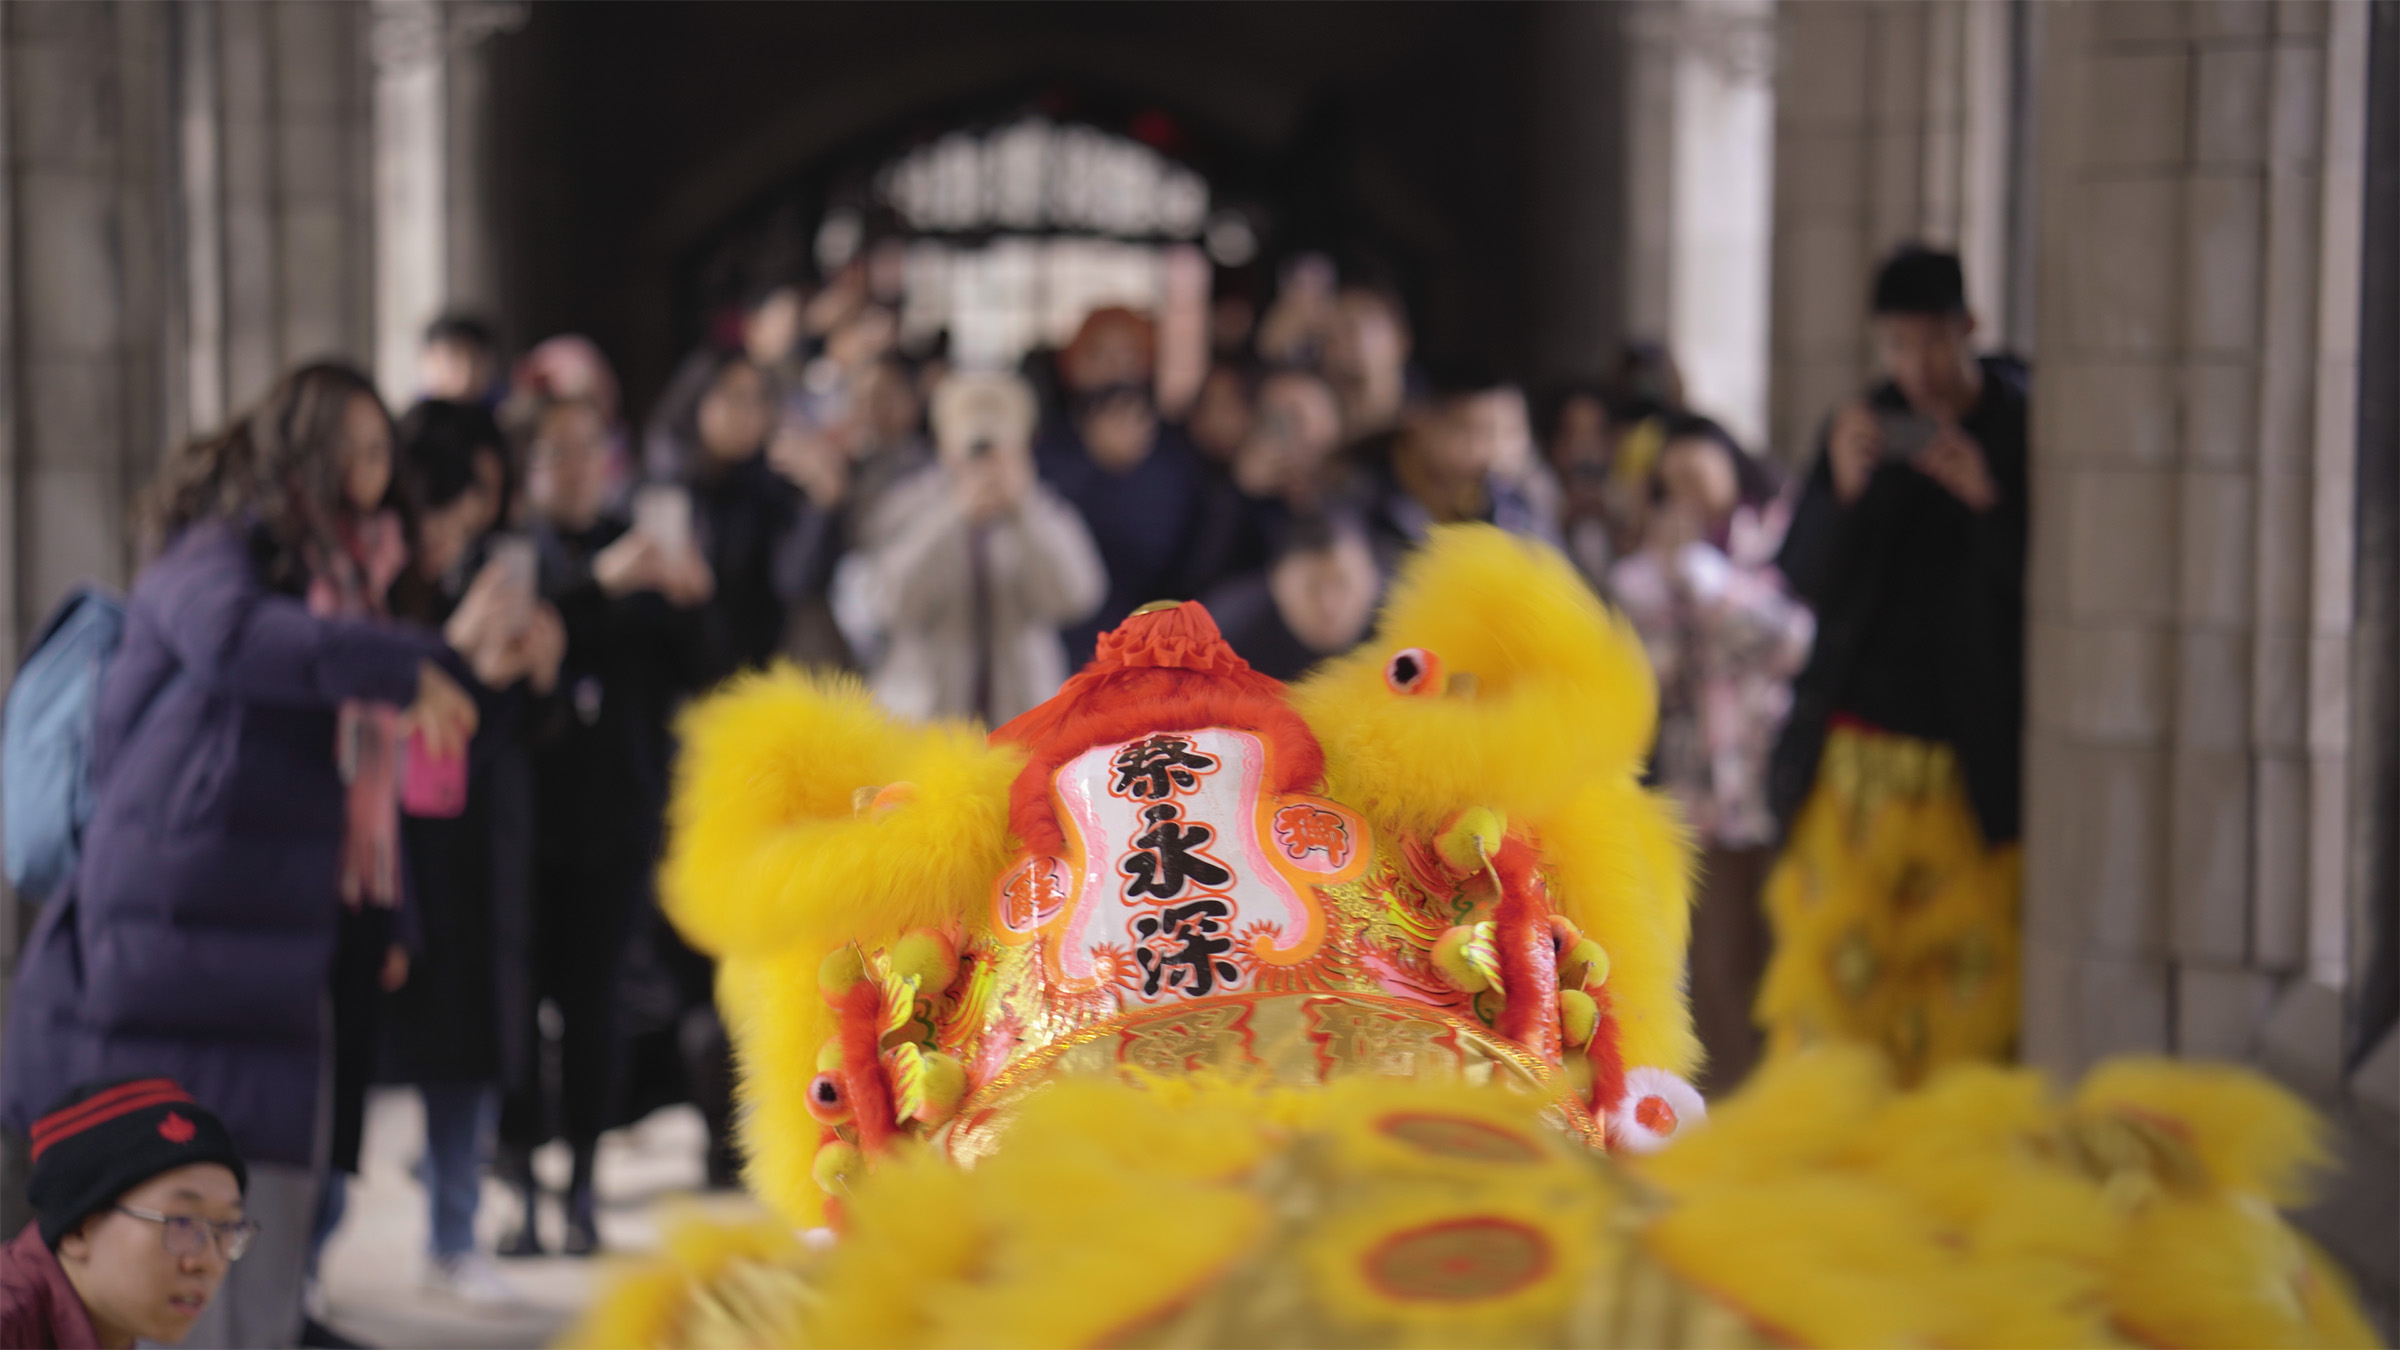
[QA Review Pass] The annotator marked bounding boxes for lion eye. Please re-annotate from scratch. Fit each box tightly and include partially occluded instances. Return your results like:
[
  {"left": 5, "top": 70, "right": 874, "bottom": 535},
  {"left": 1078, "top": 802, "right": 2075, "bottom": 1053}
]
[{"left": 1385, "top": 647, "right": 1440, "bottom": 696}]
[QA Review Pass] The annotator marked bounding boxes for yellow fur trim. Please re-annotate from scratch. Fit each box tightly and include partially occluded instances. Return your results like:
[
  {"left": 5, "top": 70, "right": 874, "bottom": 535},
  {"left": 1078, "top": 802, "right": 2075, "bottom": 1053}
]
[
  {"left": 560, "top": 1211, "right": 810, "bottom": 1348},
  {"left": 1292, "top": 526, "right": 1659, "bottom": 835},
  {"left": 1292, "top": 526, "right": 1698, "bottom": 1076},
  {"left": 659, "top": 666, "right": 1020, "bottom": 959}
]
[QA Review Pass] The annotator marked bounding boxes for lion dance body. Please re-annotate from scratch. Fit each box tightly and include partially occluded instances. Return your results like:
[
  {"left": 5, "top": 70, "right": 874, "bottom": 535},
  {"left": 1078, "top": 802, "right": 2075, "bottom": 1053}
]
[{"left": 576, "top": 527, "right": 2374, "bottom": 1349}]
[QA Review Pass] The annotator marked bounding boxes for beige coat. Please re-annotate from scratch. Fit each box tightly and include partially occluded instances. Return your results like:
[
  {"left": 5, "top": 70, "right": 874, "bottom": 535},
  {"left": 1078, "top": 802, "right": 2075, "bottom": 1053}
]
[{"left": 837, "top": 466, "right": 1106, "bottom": 724}]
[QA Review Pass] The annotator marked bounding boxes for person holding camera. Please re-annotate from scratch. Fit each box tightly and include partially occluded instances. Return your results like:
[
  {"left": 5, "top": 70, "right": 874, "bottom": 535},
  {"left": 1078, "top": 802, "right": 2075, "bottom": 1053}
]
[
  {"left": 1758, "top": 245, "right": 2029, "bottom": 1085},
  {"left": 837, "top": 372, "right": 1103, "bottom": 724}
]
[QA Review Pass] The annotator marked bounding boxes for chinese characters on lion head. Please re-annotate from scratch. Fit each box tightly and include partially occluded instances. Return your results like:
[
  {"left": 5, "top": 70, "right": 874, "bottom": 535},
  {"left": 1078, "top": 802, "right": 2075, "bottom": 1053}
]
[{"left": 660, "top": 526, "right": 1702, "bottom": 1226}]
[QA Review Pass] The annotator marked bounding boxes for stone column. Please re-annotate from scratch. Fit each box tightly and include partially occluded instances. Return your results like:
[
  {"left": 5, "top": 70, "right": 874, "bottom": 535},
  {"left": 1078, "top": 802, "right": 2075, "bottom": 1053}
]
[
  {"left": 1621, "top": 0, "right": 1778, "bottom": 451},
  {"left": 2021, "top": 0, "right": 2370, "bottom": 1076}
]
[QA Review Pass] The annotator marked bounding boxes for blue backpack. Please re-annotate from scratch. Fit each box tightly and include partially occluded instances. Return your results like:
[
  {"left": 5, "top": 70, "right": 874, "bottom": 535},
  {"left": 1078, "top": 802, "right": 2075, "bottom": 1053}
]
[{"left": 3, "top": 587, "right": 128, "bottom": 902}]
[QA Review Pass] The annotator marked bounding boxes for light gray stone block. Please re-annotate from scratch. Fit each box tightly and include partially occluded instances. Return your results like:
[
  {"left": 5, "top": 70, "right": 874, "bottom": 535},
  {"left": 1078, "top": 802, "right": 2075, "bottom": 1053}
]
[
  {"left": 20, "top": 356, "right": 118, "bottom": 473},
  {"left": 2065, "top": 178, "right": 2183, "bottom": 355},
  {"left": 2180, "top": 361, "right": 2260, "bottom": 469},
  {"left": 2166, "top": 748, "right": 2254, "bottom": 961},
  {"left": 2194, "top": 47, "right": 2273, "bottom": 167},
  {"left": 2019, "top": 942, "right": 2173, "bottom": 1080},
  {"left": 2023, "top": 736, "right": 2169, "bottom": 957},
  {"left": 1776, "top": 130, "right": 1872, "bottom": 221},
  {"left": 2190, "top": 0, "right": 2276, "bottom": 39},
  {"left": 2274, "top": 0, "right": 2328, "bottom": 37},
  {"left": 11, "top": 25, "right": 118, "bottom": 169},
  {"left": 2055, "top": 361, "right": 2178, "bottom": 465},
  {"left": 2092, "top": 0, "right": 2191, "bottom": 45},
  {"left": 2175, "top": 627, "right": 2253, "bottom": 750},
  {"left": 2031, "top": 620, "right": 2170, "bottom": 743},
  {"left": 1776, "top": 222, "right": 1871, "bottom": 354},
  {"left": 2173, "top": 963, "right": 2278, "bottom": 1058},
  {"left": 2080, "top": 50, "right": 2190, "bottom": 170},
  {"left": 2178, "top": 471, "right": 2256, "bottom": 625},
  {"left": 1777, "top": 2, "right": 1874, "bottom": 132},
  {"left": 24, "top": 465, "right": 125, "bottom": 611},
  {"left": 2060, "top": 466, "right": 2177, "bottom": 623},
  {"left": 2269, "top": 45, "right": 2326, "bottom": 166},
  {"left": 2252, "top": 468, "right": 2311, "bottom": 624},
  {"left": 16, "top": 170, "right": 125, "bottom": 358},
  {"left": 2183, "top": 174, "right": 2267, "bottom": 354},
  {"left": 2249, "top": 752, "right": 2308, "bottom": 969},
  {"left": 2249, "top": 627, "right": 2309, "bottom": 750}
]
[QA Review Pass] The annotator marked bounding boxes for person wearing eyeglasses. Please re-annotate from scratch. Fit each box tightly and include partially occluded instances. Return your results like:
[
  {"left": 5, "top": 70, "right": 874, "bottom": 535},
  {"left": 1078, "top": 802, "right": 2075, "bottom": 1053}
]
[{"left": 2, "top": 1079, "right": 247, "bottom": 1349}]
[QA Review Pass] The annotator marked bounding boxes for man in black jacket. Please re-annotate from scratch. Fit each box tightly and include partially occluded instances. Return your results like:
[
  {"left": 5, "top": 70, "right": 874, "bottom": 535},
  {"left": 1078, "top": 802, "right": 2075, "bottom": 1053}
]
[{"left": 1759, "top": 245, "right": 2029, "bottom": 1084}]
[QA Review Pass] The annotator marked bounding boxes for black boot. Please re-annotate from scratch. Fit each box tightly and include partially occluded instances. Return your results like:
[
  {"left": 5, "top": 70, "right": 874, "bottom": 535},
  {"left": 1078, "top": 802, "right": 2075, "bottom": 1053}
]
[
  {"left": 496, "top": 1145, "right": 543, "bottom": 1258},
  {"left": 563, "top": 1143, "right": 600, "bottom": 1257}
]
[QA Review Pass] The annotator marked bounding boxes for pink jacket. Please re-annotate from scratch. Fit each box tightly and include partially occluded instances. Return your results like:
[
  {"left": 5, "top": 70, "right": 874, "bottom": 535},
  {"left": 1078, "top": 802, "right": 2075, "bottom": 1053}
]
[{"left": 0, "top": 1222, "right": 99, "bottom": 1350}]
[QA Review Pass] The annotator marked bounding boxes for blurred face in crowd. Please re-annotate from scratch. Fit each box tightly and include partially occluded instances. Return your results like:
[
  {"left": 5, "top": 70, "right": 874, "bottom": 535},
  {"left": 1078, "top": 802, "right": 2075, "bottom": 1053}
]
[
  {"left": 1236, "top": 371, "right": 1342, "bottom": 499},
  {"left": 854, "top": 361, "right": 923, "bottom": 453},
  {"left": 1657, "top": 433, "right": 1742, "bottom": 532},
  {"left": 743, "top": 287, "right": 803, "bottom": 368},
  {"left": 58, "top": 1163, "right": 242, "bottom": 1348},
  {"left": 828, "top": 308, "right": 898, "bottom": 373},
  {"left": 414, "top": 446, "right": 506, "bottom": 582},
  {"left": 1324, "top": 290, "right": 1409, "bottom": 434},
  {"left": 419, "top": 338, "right": 493, "bottom": 404},
  {"left": 1271, "top": 530, "right": 1380, "bottom": 655},
  {"left": 1210, "top": 294, "right": 1256, "bottom": 355},
  {"left": 1079, "top": 388, "right": 1159, "bottom": 474},
  {"left": 1552, "top": 394, "right": 1610, "bottom": 474},
  {"left": 1187, "top": 367, "right": 1253, "bottom": 466},
  {"left": 1416, "top": 389, "right": 1520, "bottom": 484},
  {"left": 526, "top": 399, "right": 614, "bottom": 533},
  {"left": 1061, "top": 311, "right": 1155, "bottom": 394},
  {"left": 341, "top": 393, "right": 394, "bottom": 513},
  {"left": 698, "top": 360, "right": 773, "bottom": 464},
  {"left": 1873, "top": 311, "right": 1979, "bottom": 419}
]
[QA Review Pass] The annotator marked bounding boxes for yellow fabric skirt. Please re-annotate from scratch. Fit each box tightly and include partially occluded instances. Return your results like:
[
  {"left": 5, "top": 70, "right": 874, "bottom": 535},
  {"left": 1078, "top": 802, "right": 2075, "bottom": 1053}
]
[{"left": 1756, "top": 723, "right": 2020, "bottom": 1084}]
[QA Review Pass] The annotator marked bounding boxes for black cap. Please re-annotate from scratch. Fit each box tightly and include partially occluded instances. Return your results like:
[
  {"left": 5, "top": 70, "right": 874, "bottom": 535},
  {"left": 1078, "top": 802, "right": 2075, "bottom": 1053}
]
[
  {"left": 28, "top": 1079, "right": 247, "bottom": 1248},
  {"left": 1871, "top": 245, "right": 1968, "bottom": 316}
]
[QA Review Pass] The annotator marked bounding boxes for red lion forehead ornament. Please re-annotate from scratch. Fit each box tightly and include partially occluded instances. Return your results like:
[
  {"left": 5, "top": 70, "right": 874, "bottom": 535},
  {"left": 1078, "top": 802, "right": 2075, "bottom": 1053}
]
[{"left": 660, "top": 527, "right": 1702, "bottom": 1228}]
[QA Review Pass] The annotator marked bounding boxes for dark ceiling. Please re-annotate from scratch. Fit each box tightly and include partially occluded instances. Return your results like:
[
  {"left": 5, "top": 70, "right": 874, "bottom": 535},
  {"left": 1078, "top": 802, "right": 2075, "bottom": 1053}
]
[{"left": 486, "top": 1, "right": 1623, "bottom": 420}]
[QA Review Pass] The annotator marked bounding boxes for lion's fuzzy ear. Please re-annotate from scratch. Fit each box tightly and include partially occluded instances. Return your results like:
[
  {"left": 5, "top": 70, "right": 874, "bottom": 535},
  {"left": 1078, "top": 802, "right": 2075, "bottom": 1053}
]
[{"left": 659, "top": 666, "right": 1023, "bottom": 960}]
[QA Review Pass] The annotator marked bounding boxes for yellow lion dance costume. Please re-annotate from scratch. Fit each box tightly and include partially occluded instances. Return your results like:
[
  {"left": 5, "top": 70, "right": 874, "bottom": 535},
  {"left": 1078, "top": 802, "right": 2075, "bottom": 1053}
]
[{"left": 576, "top": 527, "right": 2374, "bottom": 1348}]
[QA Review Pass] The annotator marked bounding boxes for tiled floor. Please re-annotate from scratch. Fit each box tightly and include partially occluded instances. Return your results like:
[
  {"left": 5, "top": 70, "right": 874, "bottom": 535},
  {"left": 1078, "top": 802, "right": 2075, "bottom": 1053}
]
[{"left": 316, "top": 1089, "right": 762, "bottom": 1349}]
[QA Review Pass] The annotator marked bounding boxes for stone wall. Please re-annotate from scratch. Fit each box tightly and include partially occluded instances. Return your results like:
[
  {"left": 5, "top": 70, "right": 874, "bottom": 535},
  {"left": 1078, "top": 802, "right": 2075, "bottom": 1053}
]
[{"left": 1768, "top": 0, "right": 2026, "bottom": 462}]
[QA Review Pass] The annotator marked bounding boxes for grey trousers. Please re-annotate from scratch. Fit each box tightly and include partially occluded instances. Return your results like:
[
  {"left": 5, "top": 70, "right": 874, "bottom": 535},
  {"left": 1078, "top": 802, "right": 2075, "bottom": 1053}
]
[{"left": 171, "top": 1160, "right": 318, "bottom": 1348}]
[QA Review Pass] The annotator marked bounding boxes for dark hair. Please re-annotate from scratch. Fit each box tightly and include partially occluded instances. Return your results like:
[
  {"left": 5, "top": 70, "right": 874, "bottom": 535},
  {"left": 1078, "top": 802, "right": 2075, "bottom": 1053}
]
[
  {"left": 1275, "top": 506, "right": 1372, "bottom": 561},
  {"left": 1419, "top": 356, "right": 1518, "bottom": 406},
  {"left": 1657, "top": 412, "right": 1782, "bottom": 508},
  {"left": 143, "top": 361, "right": 389, "bottom": 591},
  {"left": 422, "top": 311, "right": 498, "bottom": 354},
  {"left": 671, "top": 352, "right": 772, "bottom": 479},
  {"left": 396, "top": 399, "right": 512, "bottom": 525},
  {"left": 1871, "top": 245, "right": 1968, "bottom": 316},
  {"left": 1604, "top": 341, "right": 1685, "bottom": 422}
]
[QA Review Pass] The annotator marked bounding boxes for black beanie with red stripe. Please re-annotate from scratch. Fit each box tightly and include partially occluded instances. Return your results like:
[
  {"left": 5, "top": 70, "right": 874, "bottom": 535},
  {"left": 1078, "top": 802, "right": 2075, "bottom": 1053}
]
[{"left": 27, "top": 1078, "right": 247, "bottom": 1248}]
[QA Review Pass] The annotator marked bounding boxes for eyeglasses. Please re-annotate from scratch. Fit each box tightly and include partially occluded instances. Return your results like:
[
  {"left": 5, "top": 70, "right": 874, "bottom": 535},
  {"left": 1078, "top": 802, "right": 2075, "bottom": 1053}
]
[{"left": 113, "top": 1206, "right": 259, "bottom": 1262}]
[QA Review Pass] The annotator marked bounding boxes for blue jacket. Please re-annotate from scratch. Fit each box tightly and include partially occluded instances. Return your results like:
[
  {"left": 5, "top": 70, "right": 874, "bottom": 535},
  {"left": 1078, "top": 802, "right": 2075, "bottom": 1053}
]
[{"left": 2, "top": 520, "right": 447, "bottom": 1167}]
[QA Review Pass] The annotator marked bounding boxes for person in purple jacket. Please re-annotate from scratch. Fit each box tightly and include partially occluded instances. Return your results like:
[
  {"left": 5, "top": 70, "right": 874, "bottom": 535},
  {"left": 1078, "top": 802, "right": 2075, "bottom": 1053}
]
[{"left": 0, "top": 362, "right": 479, "bottom": 1349}]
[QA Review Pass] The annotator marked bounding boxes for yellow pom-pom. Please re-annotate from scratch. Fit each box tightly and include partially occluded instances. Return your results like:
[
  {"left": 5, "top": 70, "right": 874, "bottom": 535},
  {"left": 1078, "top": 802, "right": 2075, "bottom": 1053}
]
[
  {"left": 1431, "top": 923, "right": 1496, "bottom": 992},
  {"left": 1560, "top": 938, "right": 1610, "bottom": 990},
  {"left": 813, "top": 1139, "right": 864, "bottom": 1195},
  {"left": 1559, "top": 989, "right": 1599, "bottom": 1048},
  {"left": 818, "top": 945, "right": 868, "bottom": 997},
  {"left": 916, "top": 1050, "right": 968, "bottom": 1125},
  {"left": 1436, "top": 806, "right": 1507, "bottom": 873},
  {"left": 888, "top": 928, "right": 960, "bottom": 995},
  {"left": 816, "top": 1037, "right": 846, "bottom": 1074}
]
